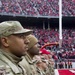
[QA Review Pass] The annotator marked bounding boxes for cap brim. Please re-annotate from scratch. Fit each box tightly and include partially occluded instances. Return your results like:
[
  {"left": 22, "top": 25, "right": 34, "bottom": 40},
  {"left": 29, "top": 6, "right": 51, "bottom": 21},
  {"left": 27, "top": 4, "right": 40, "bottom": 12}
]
[{"left": 13, "top": 29, "right": 33, "bottom": 35}]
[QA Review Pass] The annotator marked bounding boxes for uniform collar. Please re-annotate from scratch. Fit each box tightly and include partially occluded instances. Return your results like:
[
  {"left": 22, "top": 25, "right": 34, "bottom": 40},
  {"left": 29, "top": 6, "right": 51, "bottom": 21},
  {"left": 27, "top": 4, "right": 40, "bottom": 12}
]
[
  {"left": 0, "top": 49, "right": 22, "bottom": 64},
  {"left": 25, "top": 53, "right": 34, "bottom": 64}
]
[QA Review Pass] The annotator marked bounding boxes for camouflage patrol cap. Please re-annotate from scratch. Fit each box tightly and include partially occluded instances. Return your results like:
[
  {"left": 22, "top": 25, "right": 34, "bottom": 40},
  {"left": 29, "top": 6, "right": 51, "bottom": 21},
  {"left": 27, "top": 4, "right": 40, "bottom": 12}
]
[{"left": 0, "top": 21, "right": 32, "bottom": 37}]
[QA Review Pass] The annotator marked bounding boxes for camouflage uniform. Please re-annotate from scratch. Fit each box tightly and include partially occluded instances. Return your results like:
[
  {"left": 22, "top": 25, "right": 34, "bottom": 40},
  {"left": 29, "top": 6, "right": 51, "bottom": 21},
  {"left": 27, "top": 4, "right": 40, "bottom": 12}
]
[
  {"left": 48, "top": 62, "right": 54, "bottom": 75},
  {"left": 35, "top": 58, "right": 47, "bottom": 75},
  {"left": 36, "top": 67, "right": 46, "bottom": 75},
  {"left": 0, "top": 49, "right": 27, "bottom": 75},
  {"left": 20, "top": 53, "right": 38, "bottom": 75},
  {"left": 0, "top": 21, "right": 32, "bottom": 75},
  {"left": 44, "top": 67, "right": 51, "bottom": 75},
  {"left": 42, "top": 57, "right": 54, "bottom": 75}
]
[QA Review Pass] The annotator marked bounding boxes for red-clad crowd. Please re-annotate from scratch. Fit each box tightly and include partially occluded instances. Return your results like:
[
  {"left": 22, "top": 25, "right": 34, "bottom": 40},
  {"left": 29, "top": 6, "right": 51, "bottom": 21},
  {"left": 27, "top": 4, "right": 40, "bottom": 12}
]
[
  {"left": 0, "top": 0, "right": 75, "bottom": 16},
  {"left": 0, "top": 0, "right": 58, "bottom": 16},
  {"left": 33, "top": 29, "right": 75, "bottom": 49},
  {"left": 0, "top": 0, "right": 22, "bottom": 14},
  {"left": 62, "top": 0, "right": 75, "bottom": 16},
  {"left": 32, "top": 28, "right": 75, "bottom": 62}
]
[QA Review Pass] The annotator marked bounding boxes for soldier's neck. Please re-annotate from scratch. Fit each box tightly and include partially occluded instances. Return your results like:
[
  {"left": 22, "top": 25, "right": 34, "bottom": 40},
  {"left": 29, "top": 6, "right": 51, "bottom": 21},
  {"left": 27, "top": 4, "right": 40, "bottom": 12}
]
[{"left": 28, "top": 52, "right": 34, "bottom": 59}]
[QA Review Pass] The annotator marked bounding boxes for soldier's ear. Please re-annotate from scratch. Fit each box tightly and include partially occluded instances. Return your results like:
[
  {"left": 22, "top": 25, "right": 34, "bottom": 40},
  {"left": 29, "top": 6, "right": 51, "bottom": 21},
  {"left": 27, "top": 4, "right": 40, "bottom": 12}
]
[{"left": 0, "top": 37, "right": 9, "bottom": 47}]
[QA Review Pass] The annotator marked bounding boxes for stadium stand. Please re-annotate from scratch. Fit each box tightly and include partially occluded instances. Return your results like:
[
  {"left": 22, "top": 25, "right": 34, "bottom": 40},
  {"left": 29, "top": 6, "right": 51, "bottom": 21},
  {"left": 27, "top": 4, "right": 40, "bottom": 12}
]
[
  {"left": 0, "top": 0, "right": 59, "bottom": 16},
  {"left": 31, "top": 28, "right": 75, "bottom": 68},
  {"left": 32, "top": 28, "right": 75, "bottom": 50},
  {"left": 0, "top": 0, "right": 22, "bottom": 15},
  {"left": 62, "top": 0, "right": 75, "bottom": 16},
  {"left": 0, "top": 0, "right": 75, "bottom": 16}
]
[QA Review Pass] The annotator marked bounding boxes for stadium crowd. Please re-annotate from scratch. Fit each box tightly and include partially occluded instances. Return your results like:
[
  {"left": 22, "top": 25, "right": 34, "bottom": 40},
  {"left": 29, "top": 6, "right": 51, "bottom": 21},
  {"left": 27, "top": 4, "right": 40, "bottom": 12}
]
[
  {"left": 31, "top": 28, "right": 75, "bottom": 68},
  {"left": 0, "top": 0, "right": 75, "bottom": 16},
  {"left": 0, "top": 0, "right": 22, "bottom": 14},
  {"left": 0, "top": 0, "right": 59, "bottom": 16},
  {"left": 62, "top": 0, "right": 75, "bottom": 16},
  {"left": 32, "top": 28, "right": 75, "bottom": 50}
]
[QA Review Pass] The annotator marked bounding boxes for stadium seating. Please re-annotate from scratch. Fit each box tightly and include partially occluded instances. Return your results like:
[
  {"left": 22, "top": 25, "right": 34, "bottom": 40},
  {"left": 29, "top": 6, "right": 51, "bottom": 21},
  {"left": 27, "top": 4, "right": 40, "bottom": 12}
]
[
  {"left": 0, "top": 0, "right": 75, "bottom": 16},
  {"left": 33, "top": 29, "right": 75, "bottom": 49},
  {"left": 62, "top": 0, "right": 75, "bottom": 16},
  {"left": 0, "top": 0, "right": 59, "bottom": 16},
  {"left": 32, "top": 28, "right": 75, "bottom": 65}
]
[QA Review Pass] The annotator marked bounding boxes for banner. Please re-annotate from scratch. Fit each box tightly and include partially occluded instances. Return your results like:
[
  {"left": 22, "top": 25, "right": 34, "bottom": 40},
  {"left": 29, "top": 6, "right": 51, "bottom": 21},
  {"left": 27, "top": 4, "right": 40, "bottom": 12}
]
[{"left": 55, "top": 69, "right": 75, "bottom": 75}]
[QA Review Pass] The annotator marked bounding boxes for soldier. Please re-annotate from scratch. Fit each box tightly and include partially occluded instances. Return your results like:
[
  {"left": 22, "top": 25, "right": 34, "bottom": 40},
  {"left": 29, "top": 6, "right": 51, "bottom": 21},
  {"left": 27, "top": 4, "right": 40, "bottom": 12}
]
[
  {"left": 20, "top": 34, "right": 40, "bottom": 75},
  {"left": 40, "top": 49, "right": 55, "bottom": 75},
  {"left": 0, "top": 21, "right": 32, "bottom": 75},
  {"left": 35, "top": 55, "right": 49, "bottom": 75}
]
